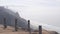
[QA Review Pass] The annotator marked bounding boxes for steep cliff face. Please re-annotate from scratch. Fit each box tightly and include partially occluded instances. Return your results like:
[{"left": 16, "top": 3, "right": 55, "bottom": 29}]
[{"left": 0, "top": 6, "right": 28, "bottom": 29}]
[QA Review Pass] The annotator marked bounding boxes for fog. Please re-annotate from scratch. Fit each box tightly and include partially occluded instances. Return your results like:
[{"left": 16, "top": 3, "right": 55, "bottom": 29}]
[{"left": 0, "top": 0, "right": 60, "bottom": 33}]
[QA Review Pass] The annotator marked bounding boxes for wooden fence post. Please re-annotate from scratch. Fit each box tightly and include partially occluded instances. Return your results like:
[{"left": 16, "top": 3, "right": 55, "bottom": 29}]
[
  {"left": 3, "top": 17, "right": 7, "bottom": 29},
  {"left": 15, "top": 18, "right": 18, "bottom": 31},
  {"left": 28, "top": 20, "right": 31, "bottom": 34},
  {"left": 39, "top": 25, "right": 42, "bottom": 34}
]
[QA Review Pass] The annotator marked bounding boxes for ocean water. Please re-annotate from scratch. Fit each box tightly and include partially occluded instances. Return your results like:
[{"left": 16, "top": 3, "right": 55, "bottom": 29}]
[{"left": 30, "top": 20, "right": 60, "bottom": 34}]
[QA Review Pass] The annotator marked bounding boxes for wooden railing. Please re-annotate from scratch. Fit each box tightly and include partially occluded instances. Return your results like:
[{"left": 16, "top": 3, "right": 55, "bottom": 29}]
[{"left": 3, "top": 18, "right": 42, "bottom": 34}]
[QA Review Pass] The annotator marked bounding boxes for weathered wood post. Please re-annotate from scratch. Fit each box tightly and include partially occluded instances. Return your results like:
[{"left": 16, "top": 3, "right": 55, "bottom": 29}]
[
  {"left": 15, "top": 18, "right": 18, "bottom": 31},
  {"left": 3, "top": 17, "right": 7, "bottom": 29},
  {"left": 28, "top": 20, "right": 31, "bottom": 34},
  {"left": 39, "top": 25, "right": 42, "bottom": 34}
]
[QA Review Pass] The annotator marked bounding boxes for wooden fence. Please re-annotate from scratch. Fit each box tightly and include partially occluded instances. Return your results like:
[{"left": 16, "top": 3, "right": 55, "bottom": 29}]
[
  {"left": 3, "top": 17, "right": 7, "bottom": 29},
  {"left": 2, "top": 18, "right": 42, "bottom": 34}
]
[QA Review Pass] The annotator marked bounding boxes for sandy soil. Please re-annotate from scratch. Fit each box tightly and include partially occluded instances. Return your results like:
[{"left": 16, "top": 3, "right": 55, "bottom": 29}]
[{"left": 0, "top": 25, "right": 58, "bottom": 34}]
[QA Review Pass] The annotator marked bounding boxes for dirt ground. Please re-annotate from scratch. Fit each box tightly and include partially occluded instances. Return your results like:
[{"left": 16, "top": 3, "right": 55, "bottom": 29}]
[{"left": 0, "top": 25, "right": 57, "bottom": 34}]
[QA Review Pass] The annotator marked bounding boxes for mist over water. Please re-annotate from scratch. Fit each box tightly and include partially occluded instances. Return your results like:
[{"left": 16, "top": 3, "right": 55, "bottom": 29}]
[
  {"left": 30, "top": 20, "right": 60, "bottom": 33},
  {"left": 7, "top": 7, "right": 60, "bottom": 33},
  {"left": 0, "top": 6, "right": 60, "bottom": 34},
  {"left": 0, "top": 0, "right": 60, "bottom": 34}
]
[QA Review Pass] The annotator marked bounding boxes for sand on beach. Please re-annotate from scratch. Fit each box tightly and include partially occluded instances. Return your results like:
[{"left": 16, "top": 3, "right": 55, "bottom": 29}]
[{"left": 0, "top": 25, "right": 58, "bottom": 34}]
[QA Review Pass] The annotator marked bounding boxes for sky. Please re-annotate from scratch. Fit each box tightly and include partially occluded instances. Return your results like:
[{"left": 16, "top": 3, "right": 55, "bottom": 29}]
[{"left": 0, "top": 0, "right": 60, "bottom": 28}]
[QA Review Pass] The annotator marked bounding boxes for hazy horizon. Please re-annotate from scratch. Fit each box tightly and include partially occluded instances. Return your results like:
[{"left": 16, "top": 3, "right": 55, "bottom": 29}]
[{"left": 0, "top": 0, "right": 60, "bottom": 33}]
